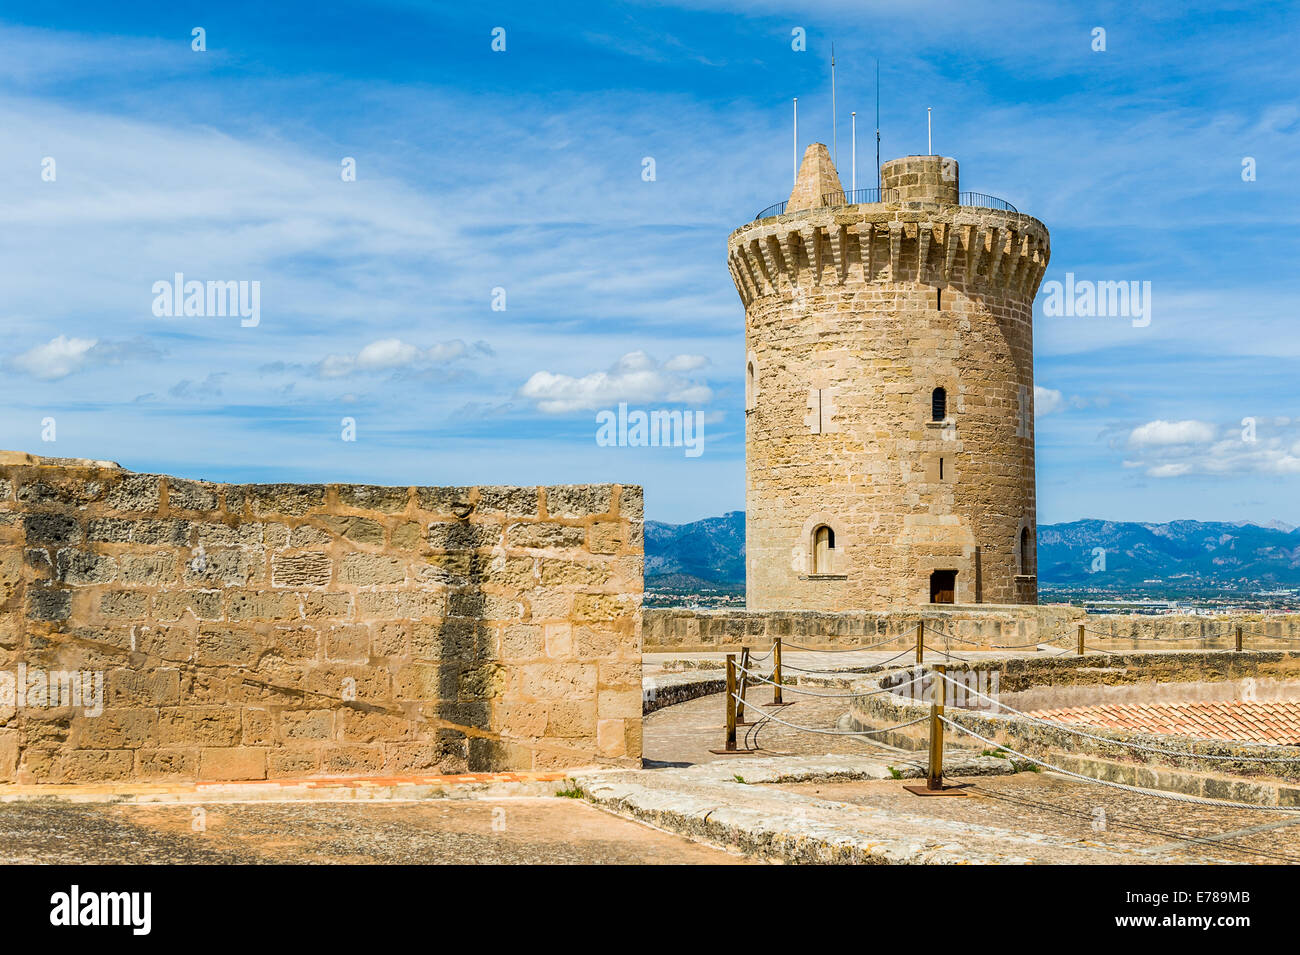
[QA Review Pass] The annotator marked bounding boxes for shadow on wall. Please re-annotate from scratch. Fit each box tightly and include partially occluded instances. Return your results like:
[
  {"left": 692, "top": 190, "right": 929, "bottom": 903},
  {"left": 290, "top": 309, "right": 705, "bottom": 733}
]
[{"left": 434, "top": 514, "right": 498, "bottom": 772}]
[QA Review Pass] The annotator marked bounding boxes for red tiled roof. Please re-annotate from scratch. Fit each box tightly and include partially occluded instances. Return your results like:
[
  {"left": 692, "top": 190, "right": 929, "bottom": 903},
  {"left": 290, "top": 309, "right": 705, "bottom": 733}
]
[{"left": 1027, "top": 700, "right": 1300, "bottom": 745}]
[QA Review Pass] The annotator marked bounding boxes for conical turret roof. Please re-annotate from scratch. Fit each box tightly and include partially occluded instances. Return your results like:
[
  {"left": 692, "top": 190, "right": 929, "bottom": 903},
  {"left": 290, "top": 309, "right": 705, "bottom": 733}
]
[{"left": 787, "top": 143, "right": 843, "bottom": 212}]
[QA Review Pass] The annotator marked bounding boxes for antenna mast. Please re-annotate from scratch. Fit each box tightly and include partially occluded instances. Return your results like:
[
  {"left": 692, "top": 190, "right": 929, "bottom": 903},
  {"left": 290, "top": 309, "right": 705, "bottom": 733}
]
[
  {"left": 875, "top": 59, "right": 881, "bottom": 188},
  {"left": 851, "top": 111, "right": 857, "bottom": 193}
]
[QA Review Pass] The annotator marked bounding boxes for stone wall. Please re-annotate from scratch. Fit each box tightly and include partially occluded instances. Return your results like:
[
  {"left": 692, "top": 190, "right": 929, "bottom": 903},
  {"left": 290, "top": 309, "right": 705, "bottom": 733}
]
[
  {"left": 0, "top": 451, "right": 643, "bottom": 783},
  {"left": 643, "top": 607, "right": 1300, "bottom": 654},
  {"left": 643, "top": 605, "right": 1083, "bottom": 653}
]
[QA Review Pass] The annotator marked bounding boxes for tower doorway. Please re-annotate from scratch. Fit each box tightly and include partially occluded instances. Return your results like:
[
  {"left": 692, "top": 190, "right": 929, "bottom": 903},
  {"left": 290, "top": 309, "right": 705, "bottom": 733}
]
[{"left": 929, "top": 569, "right": 957, "bottom": 604}]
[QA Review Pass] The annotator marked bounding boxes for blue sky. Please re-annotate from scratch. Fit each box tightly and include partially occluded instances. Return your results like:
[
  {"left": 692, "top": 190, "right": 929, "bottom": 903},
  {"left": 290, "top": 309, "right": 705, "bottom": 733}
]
[{"left": 1, "top": 1, "right": 1297, "bottom": 524}]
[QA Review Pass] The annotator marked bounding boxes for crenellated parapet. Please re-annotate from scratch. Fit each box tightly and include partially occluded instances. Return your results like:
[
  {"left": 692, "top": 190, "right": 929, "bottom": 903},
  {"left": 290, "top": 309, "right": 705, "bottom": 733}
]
[{"left": 727, "top": 205, "right": 1050, "bottom": 307}]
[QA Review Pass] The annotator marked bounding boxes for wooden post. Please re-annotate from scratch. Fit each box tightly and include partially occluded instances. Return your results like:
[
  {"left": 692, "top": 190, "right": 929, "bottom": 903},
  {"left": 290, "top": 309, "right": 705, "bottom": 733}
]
[
  {"left": 927, "top": 664, "right": 947, "bottom": 790},
  {"left": 1236, "top": 625, "right": 1243, "bottom": 652},
  {"left": 772, "top": 638, "right": 784, "bottom": 704},
  {"left": 736, "top": 647, "right": 751, "bottom": 725},
  {"left": 916, "top": 621, "right": 925, "bottom": 664},
  {"left": 1077, "top": 624, "right": 1085, "bottom": 656},
  {"left": 724, "top": 653, "right": 737, "bottom": 751}
]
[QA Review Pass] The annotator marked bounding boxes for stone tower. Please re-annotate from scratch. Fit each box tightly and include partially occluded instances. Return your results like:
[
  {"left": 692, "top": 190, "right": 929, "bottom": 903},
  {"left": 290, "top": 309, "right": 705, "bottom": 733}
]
[{"left": 729, "top": 145, "right": 1050, "bottom": 610}]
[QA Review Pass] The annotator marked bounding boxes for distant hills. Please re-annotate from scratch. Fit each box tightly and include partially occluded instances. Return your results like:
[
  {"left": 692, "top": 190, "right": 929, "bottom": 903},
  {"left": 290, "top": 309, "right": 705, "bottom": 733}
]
[
  {"left": 646, "top": 511, "right": 746, "bottom": 590},
  {"left": 646, "top": 513, "right": 1300, "bottom": 591}
]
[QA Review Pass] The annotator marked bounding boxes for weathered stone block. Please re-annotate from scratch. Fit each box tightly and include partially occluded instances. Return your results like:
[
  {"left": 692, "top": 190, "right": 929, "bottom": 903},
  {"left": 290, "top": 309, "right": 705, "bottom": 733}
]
[
  {"left": 247, "top": 484, "right": 326, "bottom": 517},
  {"left": 325, "top": 624, "right": 369, "bottom": 662},
  {"left": 320, "top": 515, "right": 386, "bottom": 546},
  {"left": 336, "top": 484, "right": 410, "bottom": 513},
  {"left": 199, "top": 746, "right": 267, "bottom": 781},
  {"left": 24, "top": 513, "right": 81, "bottom": 545},
  {"left": 28, "top": 586, "right": 71, "bottom": 621},
  {"left": 477, "top": 486, "right": 540, "bottom": 517},
  {"left": 506, "top": 522, "right": 585, "bottom": 550},
  {"left": 282, "top": 709, "right": 334, "bottom": 740},
  {"left": 151, "top": 590, "right": 221, "bottom": 622},
  {"left": 55, "top": 549, "right": 118, "bottom": 585},
  {"left": 119, "top": 552, "right": 178, "bottom": 585},
  {"left": 105, "top": 475, "right": 162, "bottom": 512},
  {"left": 271, "top": 552, "right": 332, "bottom": 589},
  {"left": 545, "top": 485, "right": 612, "bottom": 518},
  {"left": 339, "top": 553, "right": 406, "bottom": 586},
  {"left": 428, "top": 521, "right": 498, "bottom": 550},
  {"left": 166, "top": 478, "right": 220, "bottom": 512}
]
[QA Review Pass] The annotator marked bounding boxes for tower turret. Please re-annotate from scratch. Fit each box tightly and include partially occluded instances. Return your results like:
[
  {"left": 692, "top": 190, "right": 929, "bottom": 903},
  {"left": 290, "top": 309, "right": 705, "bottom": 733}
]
[{"left": 730, "top": 146, "right": 1049, "bottom": 609}]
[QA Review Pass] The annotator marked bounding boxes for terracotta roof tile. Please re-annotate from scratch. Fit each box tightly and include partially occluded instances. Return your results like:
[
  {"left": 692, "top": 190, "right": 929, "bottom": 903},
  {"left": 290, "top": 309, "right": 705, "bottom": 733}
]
[{"left": 1028, "top": 700, "right": 1300, "bottom": 745}]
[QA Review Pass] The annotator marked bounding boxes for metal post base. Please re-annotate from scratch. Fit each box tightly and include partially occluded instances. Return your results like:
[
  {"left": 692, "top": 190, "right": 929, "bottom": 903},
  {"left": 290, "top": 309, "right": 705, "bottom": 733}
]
[{"left": 902, "top": 783, "right": 971, "bottom": 797}]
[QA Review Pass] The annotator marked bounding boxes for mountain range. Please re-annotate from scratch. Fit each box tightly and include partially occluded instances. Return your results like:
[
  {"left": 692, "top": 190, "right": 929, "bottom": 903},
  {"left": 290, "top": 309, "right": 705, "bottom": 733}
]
[{"left": 646, "top": 513, "right": 1300, "bottom": 591}]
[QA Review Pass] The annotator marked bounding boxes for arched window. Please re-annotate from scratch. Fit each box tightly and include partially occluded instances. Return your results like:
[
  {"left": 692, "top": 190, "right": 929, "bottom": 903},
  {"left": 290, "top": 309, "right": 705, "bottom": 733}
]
[
  {"left": 1020, "top": 527, "right": 1032, "bottom": 575},
  {"left": 813, "top": 525, "right": 835, "bottom": 574},
  {"left": 931, "top": 387, "right": 947, "bottom": 422},
  {"left": 745, "top": 361, "right": 756, "bottom": 411}
]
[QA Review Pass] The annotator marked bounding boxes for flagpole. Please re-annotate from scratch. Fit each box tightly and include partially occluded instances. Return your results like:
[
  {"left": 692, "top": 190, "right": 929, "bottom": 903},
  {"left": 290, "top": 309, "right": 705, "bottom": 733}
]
[
  {"left": 851, "top": 112, "right": 857, "bottom": 193},
  {"left": 793, "top": 97, "right": 798, "bottom": 184}
]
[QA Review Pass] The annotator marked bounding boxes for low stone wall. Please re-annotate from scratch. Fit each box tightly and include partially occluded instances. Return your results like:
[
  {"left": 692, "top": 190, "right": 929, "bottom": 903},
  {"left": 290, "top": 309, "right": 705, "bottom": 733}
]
[
  {"left": 1080, "top": 614, "right": 1300, "bottom": 649},
  {"left": 644, "top": 606, "right": 1300, "bottom": 654},
  {"left": 643, "top": 605, "right": 1083, "bottom": 653},
  {"left": 0, "top": 451, "right": 643, "bottom": 783},
  {"left": 849, "top": 651, "right": 1300, "bottom": 799}
]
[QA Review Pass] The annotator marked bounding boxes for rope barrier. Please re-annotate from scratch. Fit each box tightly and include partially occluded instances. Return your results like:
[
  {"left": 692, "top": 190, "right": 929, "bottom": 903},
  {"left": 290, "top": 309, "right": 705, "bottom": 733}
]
[
  {"left": 937, "top": 715, "right": 1300, "bottom": 812},
  {"left": 728, "top": 691, "right": 929, "bottom": 737},
  {"left": 772, "top": 644, "right": 921, "bottom": 673},
  {"left": 733, "top": 663, "right": 930, "bottom": 699},
  {"left": 929, "top": 670, "right": 1300, "bottom": 763},
  {"left": 779, "top": 635, "right": 915, "bottom": 653},
  {"left": 988, "top": 631, "right": 1075, "bottom": 650},
  {"left": 1082, "top": 626, "right": 1211, "bottom": 643}
]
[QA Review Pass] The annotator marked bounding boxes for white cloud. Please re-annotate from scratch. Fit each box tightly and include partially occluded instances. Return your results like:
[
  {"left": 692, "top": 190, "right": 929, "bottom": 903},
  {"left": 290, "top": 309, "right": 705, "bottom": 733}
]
[
  {"left": 319, "top": 339, "right": 476, "bottom": 378},
  {"left": 1128, "top": 419, "right": 1217, "bottom": 447},
  {"left": 1034, "top": 385, "right": 1064, "bottom": 415},
  {"left": 663, "top": 354, "right": 710, "bottom": 372},
  {"left": 1123, "top": 419, "right": 1300, "bottom": 479},
  {"left": 11, "top": 335, "right": 98, "bottom": 379},
  {"left": 518, "top": 350, "right": 713, "bottom": 414}
]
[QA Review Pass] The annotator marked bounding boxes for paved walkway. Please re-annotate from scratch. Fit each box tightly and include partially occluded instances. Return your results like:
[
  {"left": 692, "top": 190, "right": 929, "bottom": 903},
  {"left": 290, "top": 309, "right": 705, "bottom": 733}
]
[
  {"left": 0, "top": 797, "right": 749, "bottom": 864},
  {"left": 644, "top": 679, "right": 931, "bottom": 768}
]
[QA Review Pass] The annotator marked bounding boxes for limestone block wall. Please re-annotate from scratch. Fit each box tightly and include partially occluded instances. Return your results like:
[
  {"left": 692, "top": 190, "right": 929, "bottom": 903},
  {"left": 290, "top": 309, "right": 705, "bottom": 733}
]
[
  {"left": 643, "top": 605, "right": 1083, "bottom": 653},
  {"left": 0, "top": 451, "right": 643, "bottom": 783},
  {"left": 642, "top": 608, "right": 1300, "bottom": 654}
]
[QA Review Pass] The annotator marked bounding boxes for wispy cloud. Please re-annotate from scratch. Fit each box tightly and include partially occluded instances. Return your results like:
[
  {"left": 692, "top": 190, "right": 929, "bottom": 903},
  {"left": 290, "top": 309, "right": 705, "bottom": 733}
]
[{"left": 519, "top": 350, "right": 713, "bottom": 413}]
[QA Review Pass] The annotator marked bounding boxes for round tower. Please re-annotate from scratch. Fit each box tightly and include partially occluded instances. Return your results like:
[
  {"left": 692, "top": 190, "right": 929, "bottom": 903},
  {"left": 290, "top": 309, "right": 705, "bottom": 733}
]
[{"left": 729, "top": 146, "right": 1050, "bottom": 610}]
